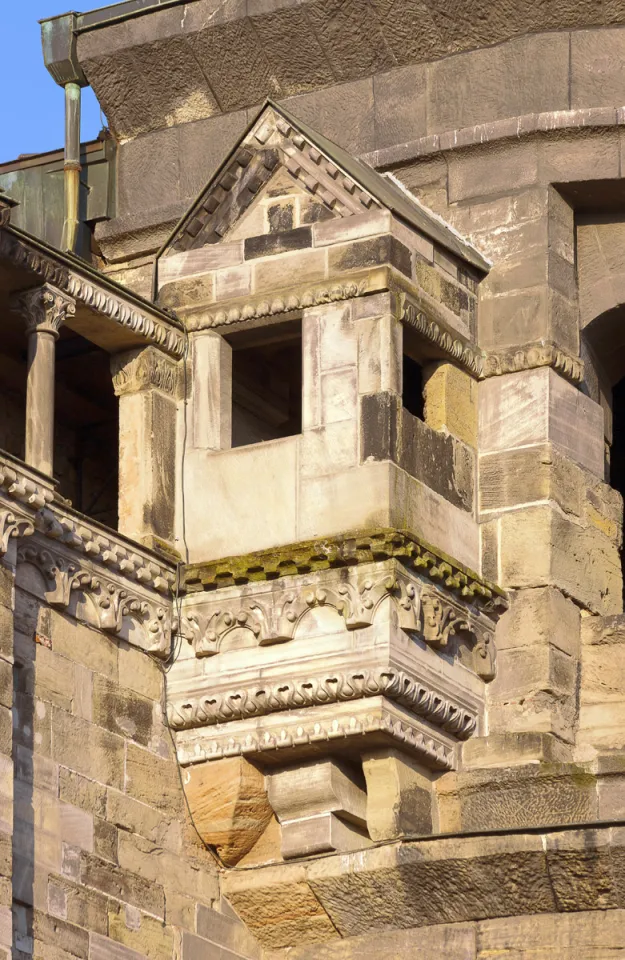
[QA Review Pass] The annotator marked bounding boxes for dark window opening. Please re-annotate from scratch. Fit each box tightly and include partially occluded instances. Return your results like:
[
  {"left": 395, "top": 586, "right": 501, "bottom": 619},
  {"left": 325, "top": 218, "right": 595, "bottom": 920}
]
[
  {"left": 228, "top": 319, "right": 302, "bottom": 448},
  {"left": 402, "top": 352, "right": 425, "bottom": 421},
  {"left": 612, "top": 375, "right": 625, "bottom": 607},
  {"left": 54, "top": 331, "right": 118, "bottom": 530}
]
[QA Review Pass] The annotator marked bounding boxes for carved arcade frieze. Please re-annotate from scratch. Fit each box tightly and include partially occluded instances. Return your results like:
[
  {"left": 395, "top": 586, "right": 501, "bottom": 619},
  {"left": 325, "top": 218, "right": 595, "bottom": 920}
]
[
  {"left": 170, "top": 541, "right": 506, "bottom": 774},
  {"left": 0, "top": 452, "right": 175, "bottom": 658},
  {"left": 177, "top": 560, "right": 497, "bottom": 681}
]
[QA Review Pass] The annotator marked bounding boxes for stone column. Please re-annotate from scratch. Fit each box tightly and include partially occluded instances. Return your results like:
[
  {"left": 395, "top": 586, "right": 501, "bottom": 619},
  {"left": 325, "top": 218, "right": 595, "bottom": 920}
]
[
  {"left": 111, "top": 346, "right": 180, "bottom": 549},
  {"left": 11, "top": 284, "right": 76, "bottom": 477}
]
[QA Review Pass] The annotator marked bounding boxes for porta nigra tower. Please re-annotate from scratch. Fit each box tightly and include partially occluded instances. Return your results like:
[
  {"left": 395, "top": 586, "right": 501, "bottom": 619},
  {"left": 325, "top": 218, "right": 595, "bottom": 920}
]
[{"left": 2, "top": 2, "right": 625, "bottom": 957}]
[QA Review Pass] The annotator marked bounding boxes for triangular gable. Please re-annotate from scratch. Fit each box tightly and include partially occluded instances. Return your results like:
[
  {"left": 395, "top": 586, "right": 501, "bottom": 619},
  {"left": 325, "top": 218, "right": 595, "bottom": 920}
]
[{"left": 155, "top": 99, "right": 489, "bottom": 274}]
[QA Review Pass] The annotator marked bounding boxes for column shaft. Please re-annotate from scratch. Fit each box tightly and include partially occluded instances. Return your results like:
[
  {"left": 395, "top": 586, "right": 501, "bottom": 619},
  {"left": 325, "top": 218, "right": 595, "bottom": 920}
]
[{"left": 25, "top": 330, "right": 56, "bottom": 476}]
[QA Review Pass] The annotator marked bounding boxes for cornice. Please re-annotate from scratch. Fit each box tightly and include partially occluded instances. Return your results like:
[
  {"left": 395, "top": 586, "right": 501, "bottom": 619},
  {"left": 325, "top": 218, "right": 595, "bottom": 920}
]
[
  {"left": 175, "top": 699, "right": 456, "bottom": 771},
  {"left": 400, "top": 295, "right": 484, "bottom": 377},
  {"left": 183, "top": 527, "right": 506, "bottom": 613},
  {"left": 0, "top": 451, "right": 175, "bottom": 656},
  {"left": 483, "top": 341, "right": 584, "bottom": 384},
  {"left": 167, "top": 666, "right": 478, "bottom": 740},
  {"left": 185, "top": 276, "right": 375, "bottom": 331},
  {"left": 0, "top": 228, "right": 185, "bottom": 359}
]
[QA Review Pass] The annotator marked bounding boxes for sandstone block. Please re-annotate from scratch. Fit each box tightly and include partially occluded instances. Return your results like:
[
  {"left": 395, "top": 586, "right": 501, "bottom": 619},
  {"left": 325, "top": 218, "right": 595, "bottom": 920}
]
[
  {"left": 479, "top": 367, "right": 604, "bottom": 478},
  {"left": 125, "top": 744, "right": 181, "bottom": 816},
  {"left": 461, "top": 732, "right": 570, "bottom": 769},
  {"left": 116, "top": 831, "right": 218, "bottom": 906},
  {"left": 436, "top": 763, "right": 597, "bottom": 833},
  {"left": 479, "top": 443, "right": 582, "bottom": 518},
  {"left": 362, "top": 749, "right": 434, "bottom": 840},
  {"left": 280, "top": 814, "right": 370, "bottom": 859},
  {"left": 50, "top": 617, "right": 118, "bottom": 682},
  {"left": 117, "top": 643, "right": 162, "bottom": 702},
  {"left": 196, "top": 903, "right": 261, "bottom": 958},
  {"left": 495, "top": 587, "right": 581, "bottom": 658},
  {"left": 106, "top": 790, "right": 181, "bottom": 852},
  {"left": 268, "top": 758, "right": 369, "bottom": 859},
  {"left": 183, "top": 757, "right": 273, "bottom": 866},
  {"left": 424, "top": 362, "right": 477, "bottom": 447},
  {"left": 48, "top": 878, "right": 108, "bottom": 937},
  {"left": 252, "top": 248, "right": 327, "bottom": 294},
  {"left": 59, "top": 768, "right": 107, "bottom": 819},
  {"left": 498, "top": 504, "right": 621, "bottom": 615},
  {"left": 313, "top": 210, "right": 391, "bottom": 247},
  {"left": 51, "top": 710, "right": 125, "bottom": 790},
  {"left": 108, "top": 903, "right": 174, "bottom": 960},
  {"left": 81, "top": 852, "right": 165, "bottom": 919}
]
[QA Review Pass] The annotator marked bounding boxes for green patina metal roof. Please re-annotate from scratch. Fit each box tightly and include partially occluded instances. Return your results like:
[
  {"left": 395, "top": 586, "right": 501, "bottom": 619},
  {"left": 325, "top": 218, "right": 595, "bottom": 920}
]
[{"left": 0, "top": 136, "right": 115, "bottom": 259}]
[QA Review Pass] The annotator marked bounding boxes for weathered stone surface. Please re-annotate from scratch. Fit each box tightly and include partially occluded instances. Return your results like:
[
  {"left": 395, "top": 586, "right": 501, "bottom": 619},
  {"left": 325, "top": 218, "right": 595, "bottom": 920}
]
[
  {"left": 183, "top": 757, "right": 273, "bottom": 866},
  {"left": 424, "top": 362, "right": 478, "bottom": 447},
  {"left": 479, "top": 368, "right": 605, "bottom": 478},
  {"left": 363, "top": 749, "right": 434, "bottom": 840},
  {"left": 436, "top": 763, "right": 597, "bottom": 833}
]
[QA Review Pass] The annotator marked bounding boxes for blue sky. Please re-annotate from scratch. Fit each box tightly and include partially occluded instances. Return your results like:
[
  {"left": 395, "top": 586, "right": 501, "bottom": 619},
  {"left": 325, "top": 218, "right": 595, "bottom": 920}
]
[{"left": 0, "top": 3, "right": 106, "bottom": 163}]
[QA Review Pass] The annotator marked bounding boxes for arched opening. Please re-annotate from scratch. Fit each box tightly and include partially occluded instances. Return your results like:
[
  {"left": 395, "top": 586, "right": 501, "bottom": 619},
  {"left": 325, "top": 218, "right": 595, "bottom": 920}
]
[{"left": 583, "top": 305, "right": 625, "bottom": 608}]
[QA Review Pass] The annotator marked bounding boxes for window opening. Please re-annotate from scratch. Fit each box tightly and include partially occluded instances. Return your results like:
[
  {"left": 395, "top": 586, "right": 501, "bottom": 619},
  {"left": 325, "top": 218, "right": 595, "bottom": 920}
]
[
  {"left": 611, "top": 375, "right": 625, "bottom": 607},
  {"left": 54, "top": 331, "right": 118, "bottom": 529},
  {"left": 402, "top": 351, "right": 425, "bottom": 421},
  {"left": 228, "top": 319, "right": 302, "bottom": 448}
]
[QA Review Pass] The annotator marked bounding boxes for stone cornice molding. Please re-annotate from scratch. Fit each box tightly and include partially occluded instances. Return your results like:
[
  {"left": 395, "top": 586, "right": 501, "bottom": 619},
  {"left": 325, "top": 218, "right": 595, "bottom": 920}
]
[
  {"left": 0, "top": 227, "right": 185, "bottom": 358},
  {"left": 483, "top": 341, "right": 584, "bottom": 385},
  {"left": 400, "top": 295, "right": 484, "bottom": 377},
  {"left": 175, "top": 699, "right": 456, "bottom": 771},
  {"left": 111, "top": 346, "right": 181, "bottom": 398},
  {"left": 184, "top": 527, "right": 507, "bottom": 614},
  {"left": 11, "top": 283, "right": 76, "bottom": 338},
  {"left": 185, "top": 278, "right": 371, "bottom": 331},
  {"left": 167, "top": 667, "right": 478, "bottom": 740},
  {"left": 0, "top": 451, "right": 174, "bottom": 657},
  {"left": 179, "top": 558, "right": 499, "bottom": 682},
  {"left": 363, "top": 107, "right": 625, "bottom": 170}
]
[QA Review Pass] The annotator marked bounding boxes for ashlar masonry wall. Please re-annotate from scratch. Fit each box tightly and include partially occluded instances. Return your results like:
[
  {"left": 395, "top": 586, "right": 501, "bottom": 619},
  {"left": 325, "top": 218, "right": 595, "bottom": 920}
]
[{"left": 7, "top": 570, "right": 260, "bottom": 960}]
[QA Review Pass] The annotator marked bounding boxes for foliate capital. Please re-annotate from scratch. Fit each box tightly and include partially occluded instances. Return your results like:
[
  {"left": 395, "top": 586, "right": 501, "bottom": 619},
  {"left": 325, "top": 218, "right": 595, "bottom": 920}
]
[
  {"left": 111, "top": 346, "right": 180, "bottom": 398},
  {"left": 11, "top": 283, "right": 76, "bottom": 339}
]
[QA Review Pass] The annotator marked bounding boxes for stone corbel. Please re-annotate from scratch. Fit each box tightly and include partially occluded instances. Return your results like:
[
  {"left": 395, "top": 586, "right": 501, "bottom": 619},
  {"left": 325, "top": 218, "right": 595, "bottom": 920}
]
[
  {"left": 111, "top": 346, "right": 181, "bottom": 399},
  {"left": 0, "top": 509, "right": 36, "bottom": 556}
]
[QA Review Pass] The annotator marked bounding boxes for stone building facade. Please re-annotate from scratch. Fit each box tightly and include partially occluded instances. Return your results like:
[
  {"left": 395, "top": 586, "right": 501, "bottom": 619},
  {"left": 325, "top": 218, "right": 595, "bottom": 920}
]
[{"left": 2, "top": 1, "right": 625, "bottom": 957}]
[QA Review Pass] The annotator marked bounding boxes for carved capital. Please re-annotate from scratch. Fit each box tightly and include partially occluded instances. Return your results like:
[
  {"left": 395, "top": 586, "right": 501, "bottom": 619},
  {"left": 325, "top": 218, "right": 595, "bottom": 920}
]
[
  {"left": 111, "top": 346, "right": 180, "bottom": 398},
  {"left": 11, "top": 283, "right": 76, "bottom": 339}
]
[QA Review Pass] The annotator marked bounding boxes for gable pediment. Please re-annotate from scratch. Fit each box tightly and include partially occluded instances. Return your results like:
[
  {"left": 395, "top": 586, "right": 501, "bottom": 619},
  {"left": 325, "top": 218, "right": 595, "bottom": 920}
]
[
  {"left": 159, "top": 103, "right": 381, "bottom": 263},
  {"left": 156, "top": 100, "right": 489, "bottom": 274}
]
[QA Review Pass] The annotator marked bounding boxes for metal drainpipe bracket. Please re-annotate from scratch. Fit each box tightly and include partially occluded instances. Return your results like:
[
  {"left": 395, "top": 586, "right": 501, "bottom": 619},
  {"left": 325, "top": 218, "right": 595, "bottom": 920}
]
[{"left": 40, "top": 12, "right": 88, "bottom": 88}]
